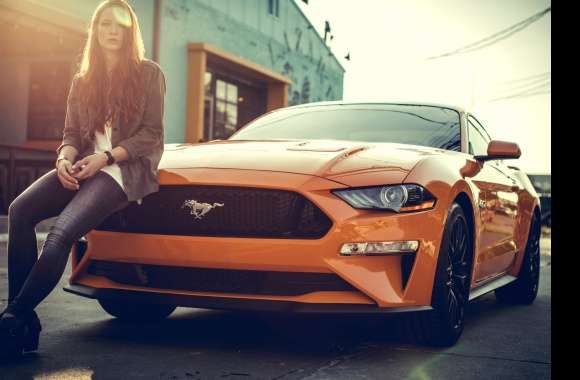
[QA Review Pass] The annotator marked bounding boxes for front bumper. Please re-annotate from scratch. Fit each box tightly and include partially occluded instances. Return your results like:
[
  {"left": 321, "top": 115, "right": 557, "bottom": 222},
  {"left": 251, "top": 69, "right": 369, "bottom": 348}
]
[{"left": 67, "top": 168, "right": 447, "bottom": 310}]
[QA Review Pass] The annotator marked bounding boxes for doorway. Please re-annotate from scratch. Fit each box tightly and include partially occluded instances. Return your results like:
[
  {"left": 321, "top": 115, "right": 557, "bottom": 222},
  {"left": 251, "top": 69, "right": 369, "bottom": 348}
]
[{"left": 203, "top": 70, "right": 267, "bottom": 141}]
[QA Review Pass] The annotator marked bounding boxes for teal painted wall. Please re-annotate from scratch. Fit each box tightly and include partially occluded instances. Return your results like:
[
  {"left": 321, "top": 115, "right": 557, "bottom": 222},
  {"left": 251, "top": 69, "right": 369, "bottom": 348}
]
[
  {"left": 0, "top": 0, "right": 156, "bottom": 145},
  {"left": 0, "top": 61, "right": 29, "bottom": 144},
  {"left": 158, "top": 0, "right": 344, "bottom": 143},
  {"left": 28, "top": 0, "right": 155, "bottom": 61},
  {"left": 1, "top": 0, "right": 344, "bottom": 145}
]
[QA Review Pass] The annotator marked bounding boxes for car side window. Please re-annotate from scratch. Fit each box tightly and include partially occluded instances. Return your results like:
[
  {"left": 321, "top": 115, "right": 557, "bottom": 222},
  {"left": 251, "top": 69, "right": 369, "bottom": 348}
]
[
  {"left": 467, "top": 117, "right": 490, "bottom": 156},
  {"left": 468, "top": 115, "right": 492, "bottom": 141}
]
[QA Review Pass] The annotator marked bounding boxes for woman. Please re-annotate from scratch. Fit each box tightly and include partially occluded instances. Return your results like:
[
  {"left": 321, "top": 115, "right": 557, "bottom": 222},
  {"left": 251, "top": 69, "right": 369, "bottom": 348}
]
[{"left": 0, "top": 0, "right": 165, "bottom": 359}]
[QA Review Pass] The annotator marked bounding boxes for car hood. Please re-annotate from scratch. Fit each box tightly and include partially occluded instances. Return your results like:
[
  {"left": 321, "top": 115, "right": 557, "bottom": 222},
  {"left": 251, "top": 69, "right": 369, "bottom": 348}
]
[{"left": 159, "top": 140, "right": 441, "bottom": 183}]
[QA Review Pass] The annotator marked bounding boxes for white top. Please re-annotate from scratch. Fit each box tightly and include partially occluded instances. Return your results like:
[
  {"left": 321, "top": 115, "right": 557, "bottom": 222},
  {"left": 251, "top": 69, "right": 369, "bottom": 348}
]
[{"left": 94, "top": 120, "right": 124, "bottom": 190}]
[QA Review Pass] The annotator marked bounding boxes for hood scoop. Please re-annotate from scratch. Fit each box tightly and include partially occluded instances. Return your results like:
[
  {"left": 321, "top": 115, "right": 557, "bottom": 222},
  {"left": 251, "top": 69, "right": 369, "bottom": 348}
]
[
  {"left": 286, "top": 141, "right": 349, "bottom": 152},
  {"left": 164, "top": 144, "right": 189, "bottom": 151}
]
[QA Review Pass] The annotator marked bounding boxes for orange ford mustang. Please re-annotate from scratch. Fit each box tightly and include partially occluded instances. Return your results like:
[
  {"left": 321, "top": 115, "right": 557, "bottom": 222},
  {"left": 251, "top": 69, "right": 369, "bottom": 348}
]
[{"left": 64, "top": 102, "right": 541, "bottom": 346}]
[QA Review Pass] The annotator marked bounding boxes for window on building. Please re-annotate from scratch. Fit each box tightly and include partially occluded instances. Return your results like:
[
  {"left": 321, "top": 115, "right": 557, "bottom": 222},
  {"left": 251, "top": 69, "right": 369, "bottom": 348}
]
[
  {"left": 27, "top": 61, "right": 72, "bottom": 140},
  {"left": 214, "top": 79, "right": 239, "bottom": 140},
  {"left": 202, "top": 70, "right": 267, "bottom": 142},
  {"left": 268, "top": 0, "right": 280, "bottom": 17},
  {"left": 203, "top": 72, "right": 214, "bottom": 141}
]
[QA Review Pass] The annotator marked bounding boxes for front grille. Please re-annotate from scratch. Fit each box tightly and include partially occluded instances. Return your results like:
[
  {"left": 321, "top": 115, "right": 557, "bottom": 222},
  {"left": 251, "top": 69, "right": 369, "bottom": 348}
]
[
  {"left": 96, "top": 185, "right": 332, "bottom": 239},
  {"left": 88, "top": 260, "right": 357, "bottom": 296}
]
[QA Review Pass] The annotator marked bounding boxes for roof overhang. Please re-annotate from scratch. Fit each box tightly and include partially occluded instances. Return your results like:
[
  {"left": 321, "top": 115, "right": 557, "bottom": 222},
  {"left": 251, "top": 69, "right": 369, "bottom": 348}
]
[{"left": 188, "top": 42, "right": 291, "bottom": 86}]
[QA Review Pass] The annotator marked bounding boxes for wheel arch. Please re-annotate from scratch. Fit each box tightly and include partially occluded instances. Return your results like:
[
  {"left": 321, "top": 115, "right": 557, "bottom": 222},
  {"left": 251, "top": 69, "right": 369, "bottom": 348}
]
[
  {"left": 403, "top": 156, "right": 480, "bottom": 299},
  {"left": 452, "top": 191, "right": 477, "bottom": 290},
  {"left": 454, "top": 192, "right": 475, "bottom": 246},
  {"left": 533, "top": 205, "right": 541, "bottom": 221},
  {"left": 505, "top": 200, "right": 542, "bottom": 278}
]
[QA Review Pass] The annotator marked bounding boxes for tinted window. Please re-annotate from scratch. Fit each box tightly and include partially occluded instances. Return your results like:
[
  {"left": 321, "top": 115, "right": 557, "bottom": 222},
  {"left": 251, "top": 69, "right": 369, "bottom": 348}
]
[
  {"left": 468, "top": 120, "right": 490, "bottom": 156},
  {"left": 230, "top": 104, "right": 461, "bottom": 151},
  {"left": 268, "top": 0, "right": 279, "bottom": 17}
]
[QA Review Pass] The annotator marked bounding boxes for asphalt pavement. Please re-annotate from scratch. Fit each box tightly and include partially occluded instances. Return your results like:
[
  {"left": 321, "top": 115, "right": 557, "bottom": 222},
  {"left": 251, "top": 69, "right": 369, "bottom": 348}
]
[{"left": 0, "top": 220, "right": 551, "bottom": 380}]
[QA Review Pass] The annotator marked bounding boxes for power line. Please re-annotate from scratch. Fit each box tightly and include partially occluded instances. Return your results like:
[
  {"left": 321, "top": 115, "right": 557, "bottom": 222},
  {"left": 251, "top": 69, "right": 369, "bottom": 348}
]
[
  {"left": 490, "top": 81, "right": 551, "bottom": 101},
  {"left": 427, "top": 6, "right": 551, "bottom": 60},
  {"left": 488, "top": 72, "right": 550, "bottom": 100},
  {"left": 519, "top": 90, "right": 551, "bottom": 98},
  {"left": 501, "top": 72, "right": 550, "bottom": 85},
  {"left": 430, "top": 7, "right": 550, "bottom": 59},
  {"left": 501, "top": 77, "right": 550, "bottom": 92},
  {"left": 495, "top": 81, "right": 550, "bottom": 98},
  {"left": 491, "top": 90, "right": 550, "bottom": 102}
]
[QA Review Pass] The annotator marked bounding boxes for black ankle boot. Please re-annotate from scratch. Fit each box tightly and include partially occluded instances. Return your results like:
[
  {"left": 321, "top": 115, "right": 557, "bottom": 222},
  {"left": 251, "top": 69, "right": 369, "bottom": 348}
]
[
  {"left": 0, "top": 312, "right": 27, "bottom": 360},
  {"left": 22, "top": 310, "right": 42, "bottom": 353}
]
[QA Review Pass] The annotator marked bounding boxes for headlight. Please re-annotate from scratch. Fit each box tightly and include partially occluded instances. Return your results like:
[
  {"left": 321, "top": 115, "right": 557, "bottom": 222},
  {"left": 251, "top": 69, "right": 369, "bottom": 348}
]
[{"left": 332, "top": 184, "right": 436, "bottom": 212}]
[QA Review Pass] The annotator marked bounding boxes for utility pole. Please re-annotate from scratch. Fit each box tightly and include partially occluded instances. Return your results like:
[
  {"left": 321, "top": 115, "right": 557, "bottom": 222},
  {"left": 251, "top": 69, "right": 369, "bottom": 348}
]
[{"left": 323, "top": 21, "right": 331, "bottom": 44}]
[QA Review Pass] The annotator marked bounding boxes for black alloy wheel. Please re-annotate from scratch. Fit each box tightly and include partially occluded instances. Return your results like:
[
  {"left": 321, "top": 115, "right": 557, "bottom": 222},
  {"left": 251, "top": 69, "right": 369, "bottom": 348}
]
[
  {"left": 495, "top": 213, "right": 541, "bottom": 304},
  {"left": 445, "top": 213, "right": 471, "bottom": 331},
  {"left": 403, "top": 202, "right": 472, "bottom": 347}
]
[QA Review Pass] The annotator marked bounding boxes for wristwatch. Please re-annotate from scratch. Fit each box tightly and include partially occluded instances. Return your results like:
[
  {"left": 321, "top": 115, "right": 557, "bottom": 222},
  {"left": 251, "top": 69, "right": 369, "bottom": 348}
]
[{"left": 104, "top": 150, "right": 115, "bottom": 165}]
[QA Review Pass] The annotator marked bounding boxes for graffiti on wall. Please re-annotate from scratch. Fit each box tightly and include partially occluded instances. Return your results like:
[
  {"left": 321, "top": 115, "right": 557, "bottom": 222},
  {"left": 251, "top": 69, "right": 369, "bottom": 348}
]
[
  {"left": 165, "top": 0, "right": 341, "bottom": 107},
  {"left": 164, "top": 0, "right": 191, "bottom": 20},
  {"left": 269, "top": 27, "right": 338, "bottom": 106}
]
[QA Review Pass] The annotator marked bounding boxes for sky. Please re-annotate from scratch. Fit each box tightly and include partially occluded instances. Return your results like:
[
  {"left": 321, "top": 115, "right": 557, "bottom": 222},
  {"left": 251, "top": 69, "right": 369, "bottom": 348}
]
[{"left": 295, "top": 0, "right": 551, "bottom": 174}]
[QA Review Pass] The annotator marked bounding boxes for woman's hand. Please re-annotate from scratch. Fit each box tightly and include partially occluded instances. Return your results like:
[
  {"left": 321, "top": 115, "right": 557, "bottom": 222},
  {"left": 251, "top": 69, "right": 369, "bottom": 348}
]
[
  {"left": 72, "top": 153, "right": 108, "bottom": 180},
  {"left": 56, "top": 159, "right": 80, "bottom": 190}
]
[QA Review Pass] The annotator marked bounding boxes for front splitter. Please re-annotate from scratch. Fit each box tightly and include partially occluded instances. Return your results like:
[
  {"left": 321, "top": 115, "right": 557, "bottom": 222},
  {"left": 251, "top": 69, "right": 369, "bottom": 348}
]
[{"left": 64, "top": 284, "right": 433, "bottom": 315}]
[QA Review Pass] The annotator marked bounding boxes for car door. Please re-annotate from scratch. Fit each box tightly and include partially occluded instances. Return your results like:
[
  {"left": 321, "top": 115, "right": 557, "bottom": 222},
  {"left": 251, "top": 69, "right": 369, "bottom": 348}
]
[{"left": 466, "top": 116, "right": 520, "bottom": 283}]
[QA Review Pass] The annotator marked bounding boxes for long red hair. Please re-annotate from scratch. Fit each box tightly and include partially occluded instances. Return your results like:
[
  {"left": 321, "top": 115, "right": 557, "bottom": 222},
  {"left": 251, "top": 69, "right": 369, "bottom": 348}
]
[{"left": 77, "top": 0, "right": 145, "bottom": 133}]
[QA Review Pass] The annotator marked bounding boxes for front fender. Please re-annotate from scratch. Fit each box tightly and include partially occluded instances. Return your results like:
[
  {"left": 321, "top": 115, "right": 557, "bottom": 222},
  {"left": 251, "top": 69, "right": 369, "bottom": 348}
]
[
  {"left": 403, "top": 156, "right": 480, "bottom": 293},
  {"left": 404, "top": 156, "right": 479, "bottom": 226}
]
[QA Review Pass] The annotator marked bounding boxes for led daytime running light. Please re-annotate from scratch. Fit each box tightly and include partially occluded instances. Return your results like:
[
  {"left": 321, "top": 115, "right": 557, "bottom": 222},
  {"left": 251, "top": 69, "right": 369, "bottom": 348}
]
[{"left": 340, "top": 240, "right": 419, "bottom": 256}]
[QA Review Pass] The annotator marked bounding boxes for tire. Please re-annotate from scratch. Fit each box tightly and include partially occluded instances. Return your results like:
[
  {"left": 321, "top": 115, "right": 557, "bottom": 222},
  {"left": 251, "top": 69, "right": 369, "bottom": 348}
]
[
  {"left": 98, "top": 299, "right": 176, "bottom": 321},
  {"left": 402, "top": 202, "right": 472, "bottom": 347},
  {"left": 495, "top": 214, "right": 541, "bottom": 304}
]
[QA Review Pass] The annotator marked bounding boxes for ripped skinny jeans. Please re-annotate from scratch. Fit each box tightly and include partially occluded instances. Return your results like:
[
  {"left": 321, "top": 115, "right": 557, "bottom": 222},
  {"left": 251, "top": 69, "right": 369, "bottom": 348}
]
[{"left": 5, "top": 169, "right": 128, "bottom": 316}]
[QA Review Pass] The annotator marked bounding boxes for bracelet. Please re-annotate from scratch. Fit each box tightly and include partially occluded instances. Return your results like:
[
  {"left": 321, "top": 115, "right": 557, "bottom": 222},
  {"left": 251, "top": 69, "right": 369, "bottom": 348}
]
[
  {"left": 104, "top": 150, "right": 115, "bottom": 165},
  {"left": 56, "top": 156, "right": 70, "bottom": 166}
]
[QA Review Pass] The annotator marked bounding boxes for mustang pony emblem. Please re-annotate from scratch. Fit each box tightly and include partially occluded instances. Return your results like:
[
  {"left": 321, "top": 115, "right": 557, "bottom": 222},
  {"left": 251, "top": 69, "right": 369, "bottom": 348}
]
[{"left": 182, "top": 200, "right": 224, "bottom": 219}]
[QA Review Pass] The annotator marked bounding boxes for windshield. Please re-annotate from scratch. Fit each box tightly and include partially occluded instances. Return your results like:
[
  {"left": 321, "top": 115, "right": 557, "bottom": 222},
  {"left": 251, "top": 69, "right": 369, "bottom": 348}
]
[{"left": 230, "top": 104, "right": 461, "bottom": 151}]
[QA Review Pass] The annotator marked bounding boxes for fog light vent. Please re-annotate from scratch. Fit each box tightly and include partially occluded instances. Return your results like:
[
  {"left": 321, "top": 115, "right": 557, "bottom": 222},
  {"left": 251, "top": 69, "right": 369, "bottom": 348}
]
[{"left": 340, "top": 241, "right": 419, "bottom": 256}]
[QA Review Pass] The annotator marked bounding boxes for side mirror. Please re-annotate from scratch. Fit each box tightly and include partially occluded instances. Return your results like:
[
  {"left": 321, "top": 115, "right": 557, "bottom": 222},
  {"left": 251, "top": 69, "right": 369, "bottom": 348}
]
[{"left": 475, "top": 140, "right": 521, "bottom": 161}]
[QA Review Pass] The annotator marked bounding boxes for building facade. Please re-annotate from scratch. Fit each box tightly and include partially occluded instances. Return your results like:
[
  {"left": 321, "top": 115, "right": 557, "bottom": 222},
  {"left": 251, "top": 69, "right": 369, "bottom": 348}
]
[{"left": 0, "top": 0, "right": 345, "bottom": 212}]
